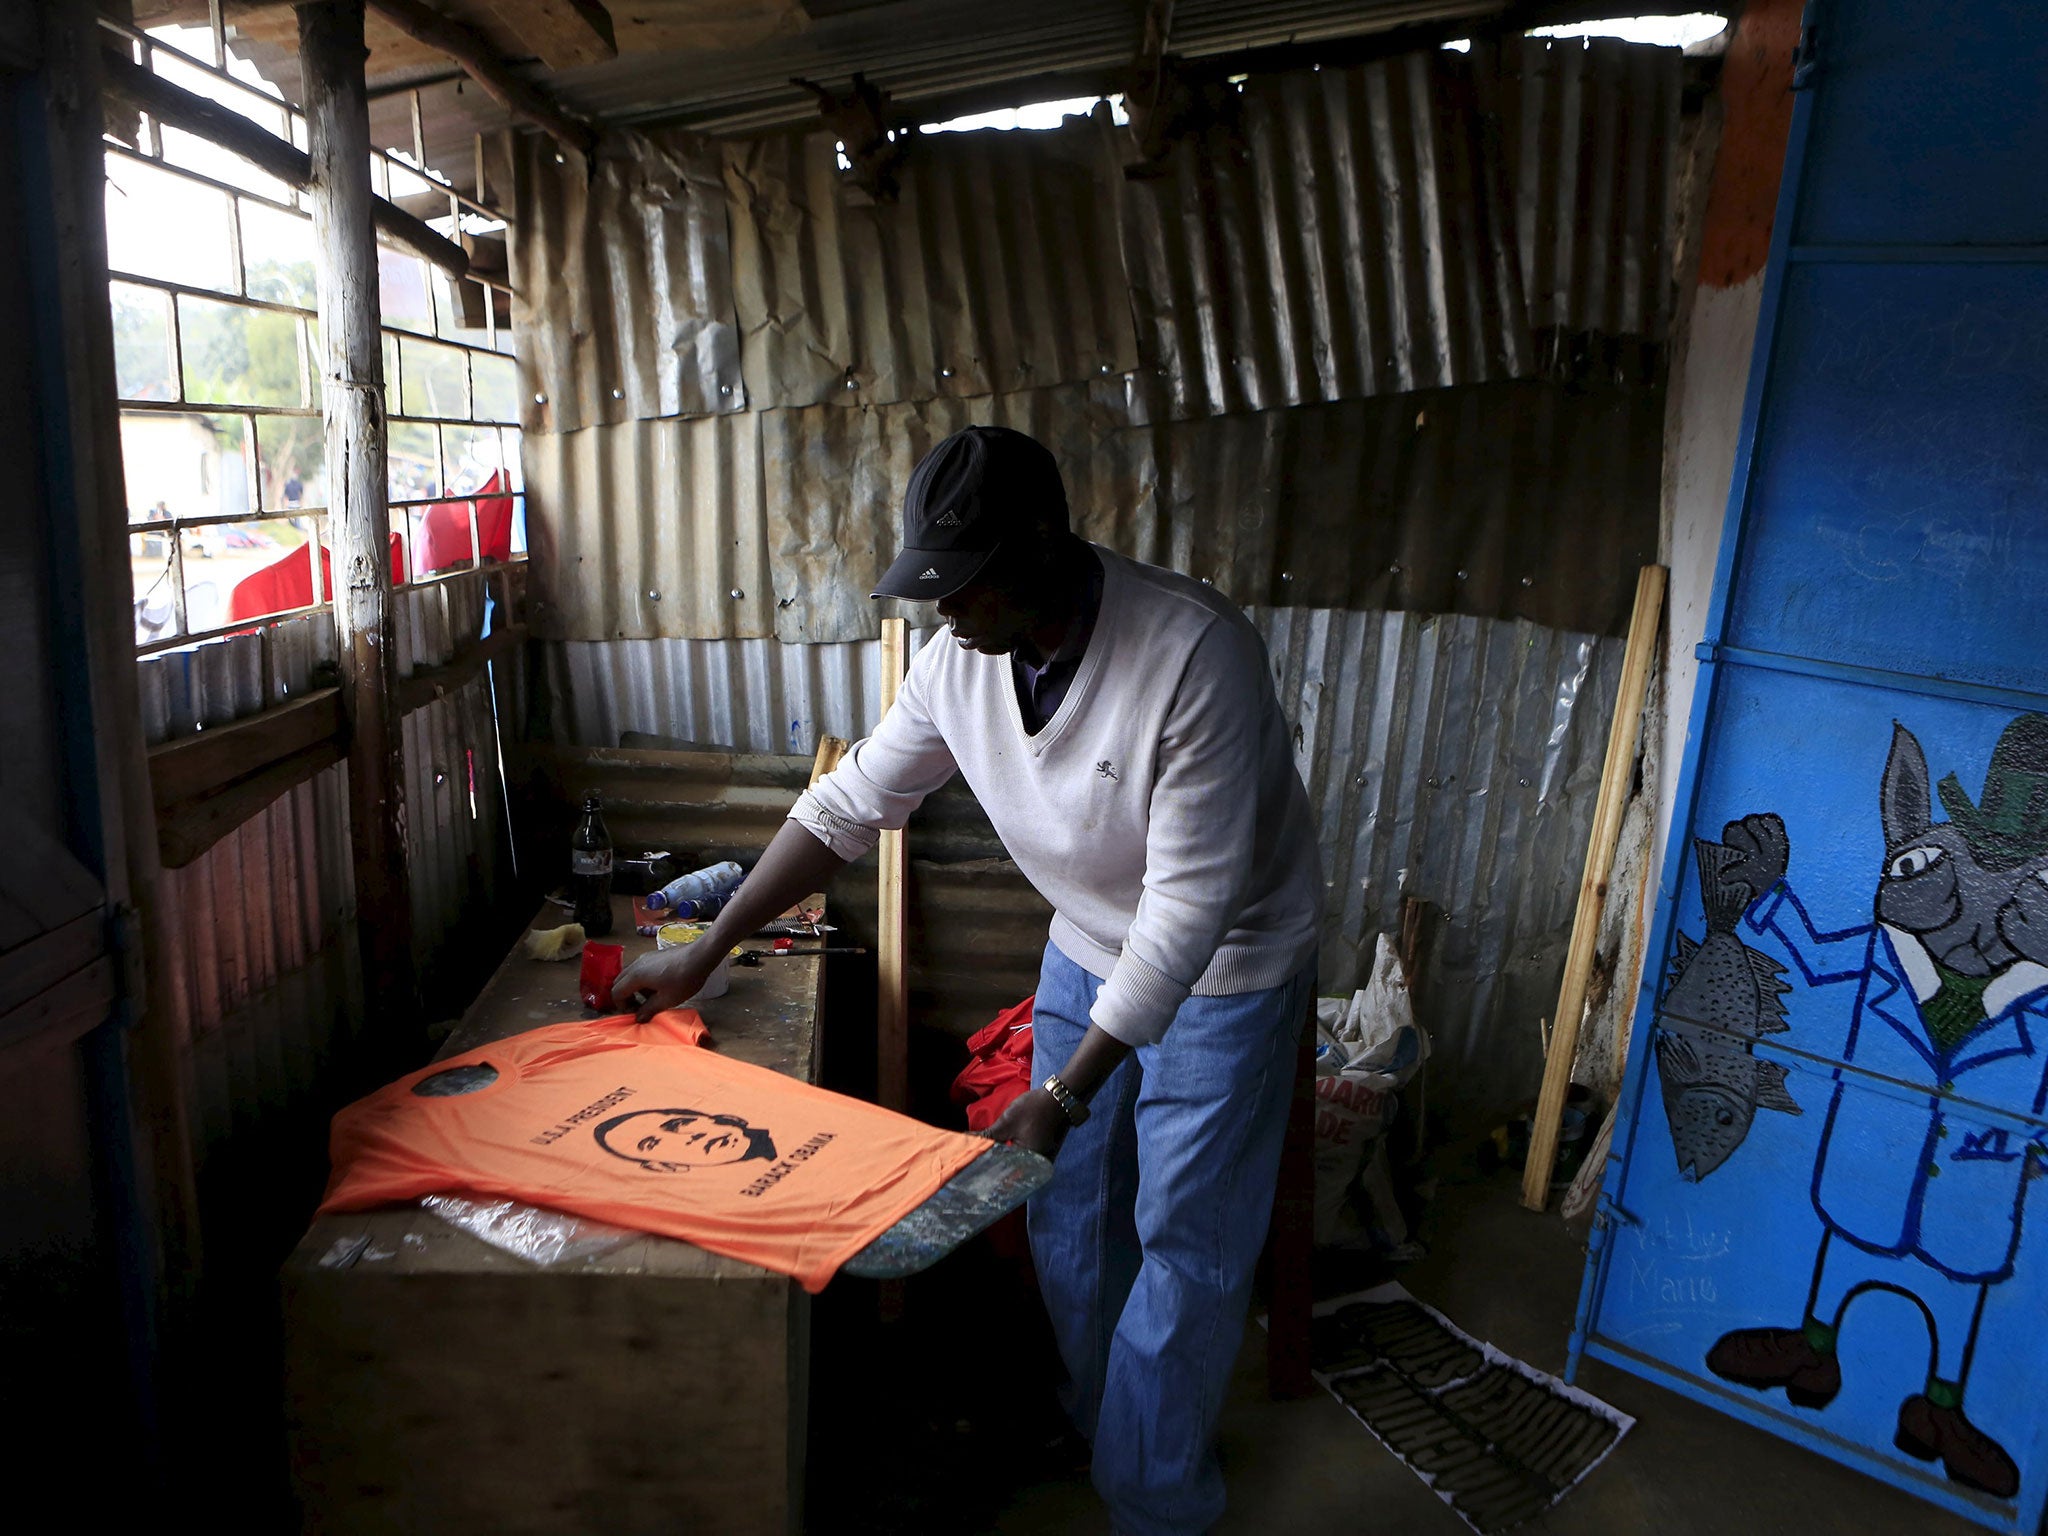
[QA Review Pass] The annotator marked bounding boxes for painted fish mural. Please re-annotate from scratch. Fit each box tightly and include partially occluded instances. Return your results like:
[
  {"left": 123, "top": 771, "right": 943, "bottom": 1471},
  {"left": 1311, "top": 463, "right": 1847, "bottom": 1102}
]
[{"left": 1654, "top": 837, "right": 1799, "bottom": 1180}]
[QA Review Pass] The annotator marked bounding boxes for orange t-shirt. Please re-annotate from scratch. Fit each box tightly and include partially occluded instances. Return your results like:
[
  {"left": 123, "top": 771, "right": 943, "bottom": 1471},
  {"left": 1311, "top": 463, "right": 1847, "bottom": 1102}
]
[{"left": 319, "top": 1010, "right": 991, "bottom": 1292}]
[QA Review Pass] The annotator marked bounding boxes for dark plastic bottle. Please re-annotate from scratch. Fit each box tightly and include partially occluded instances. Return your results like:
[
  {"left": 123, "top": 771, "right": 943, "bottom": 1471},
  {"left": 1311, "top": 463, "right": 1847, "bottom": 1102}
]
[{"left": 570, "top": 792, "right": 614, "bottom": 936}]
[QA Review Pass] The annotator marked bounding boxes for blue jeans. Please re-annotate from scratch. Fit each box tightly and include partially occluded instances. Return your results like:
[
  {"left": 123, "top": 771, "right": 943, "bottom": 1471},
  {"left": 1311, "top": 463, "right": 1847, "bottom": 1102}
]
[{"left": 1027, "top": 941, "right": 1313, "bottom": 1536}]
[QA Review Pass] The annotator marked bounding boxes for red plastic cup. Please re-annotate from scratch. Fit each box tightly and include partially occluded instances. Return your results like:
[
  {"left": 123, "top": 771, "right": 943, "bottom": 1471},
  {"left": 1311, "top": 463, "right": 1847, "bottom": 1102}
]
[{"left": 580, "top": 941, "right": 625, "bottom": 1011}]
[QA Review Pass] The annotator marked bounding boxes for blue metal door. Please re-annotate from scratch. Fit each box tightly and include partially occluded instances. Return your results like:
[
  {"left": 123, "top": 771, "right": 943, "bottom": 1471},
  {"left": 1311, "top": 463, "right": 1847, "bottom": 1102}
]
[{"left": 1573, "top": 3, "right": 2048, "bottom": 1530}]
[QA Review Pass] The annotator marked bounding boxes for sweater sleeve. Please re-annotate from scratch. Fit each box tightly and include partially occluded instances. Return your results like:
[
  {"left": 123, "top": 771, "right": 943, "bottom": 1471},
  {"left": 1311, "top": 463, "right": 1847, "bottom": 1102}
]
[
  {"left": 1089, "top": 617, "right": 1265, "bottom": 1046},
  {"left": 789, "top": 642, "right": 959, "bottom": 860}
]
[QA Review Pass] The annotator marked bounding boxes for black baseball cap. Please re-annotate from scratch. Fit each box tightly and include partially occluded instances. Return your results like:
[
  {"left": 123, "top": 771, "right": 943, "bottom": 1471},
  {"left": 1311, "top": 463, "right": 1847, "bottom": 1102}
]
[{"left": 871, "top": 426, "right": 1069, "bottom": 600}]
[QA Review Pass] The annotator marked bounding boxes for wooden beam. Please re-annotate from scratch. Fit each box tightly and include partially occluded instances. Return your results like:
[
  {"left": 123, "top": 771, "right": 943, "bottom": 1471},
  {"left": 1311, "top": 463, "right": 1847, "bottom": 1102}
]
[
  {"left": 156, "top": 738, "right": 347, "bottom": 869},
  {"left": 100, "top": 49, "right": 469, "bottom": 279},
  {"left": 877, "top": 619, "right": 909, "bottom": 1115},
  {"left": 364, "top": 0, "right": 600, "bottom": 162},
  {"left": 147, "top": 627, "right": 526, "bottom": 868},
  {"left": 147, "top": 687, "right": 344, "bottom": 807},
  {"left": 301, "top": 0, "right": 419, "bottom": 1034},
  {"left": 487, "top": 0, "right": 616, "bottom": 70},
  {"left": 391, "top": 621, "right": 527, "bottom": 714},
  {"left": 1521, "top": 564, "right": 1666, "bottom": 1211}
]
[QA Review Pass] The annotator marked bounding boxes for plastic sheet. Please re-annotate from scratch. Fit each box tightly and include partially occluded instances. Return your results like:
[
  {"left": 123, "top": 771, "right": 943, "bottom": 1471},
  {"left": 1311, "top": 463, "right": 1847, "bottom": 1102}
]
[{"left": 421, "top": 1193, "right": 636, "bottom": 1267}]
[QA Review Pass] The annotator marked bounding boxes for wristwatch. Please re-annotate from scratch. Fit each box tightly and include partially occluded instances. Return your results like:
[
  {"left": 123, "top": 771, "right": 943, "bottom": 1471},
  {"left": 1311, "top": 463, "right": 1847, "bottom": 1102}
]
[{"left": 1041, "top": 1073, "right": 1090, "bottom": 1126}]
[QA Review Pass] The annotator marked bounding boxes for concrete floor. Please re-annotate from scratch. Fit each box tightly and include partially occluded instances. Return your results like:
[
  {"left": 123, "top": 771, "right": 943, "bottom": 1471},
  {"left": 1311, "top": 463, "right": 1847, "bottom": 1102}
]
[{"left": 862, "top": 1169, "right": 1988, "bottom": 1536}]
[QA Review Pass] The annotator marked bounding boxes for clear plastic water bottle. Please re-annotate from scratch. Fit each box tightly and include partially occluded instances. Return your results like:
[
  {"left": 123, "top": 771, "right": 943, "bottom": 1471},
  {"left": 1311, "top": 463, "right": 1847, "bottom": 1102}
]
[{"left": 645, "top": 860, "right": 745, "bottom": 912}]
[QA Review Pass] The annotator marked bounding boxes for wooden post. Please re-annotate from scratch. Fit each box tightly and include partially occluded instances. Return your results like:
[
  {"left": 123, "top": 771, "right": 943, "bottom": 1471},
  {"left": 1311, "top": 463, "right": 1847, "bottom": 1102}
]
[
  {"left": 877, "top": 621, "right": 909, "bottom": 1115},
  {"left": 1520, "top": 565, "right": 1666, "bottom": 1211},
  {"left": 300, "top": 0, "right": 417, "bottom": 1041},
  {"left": 809, "top": 736, "right": 849, "bottom": 788}
]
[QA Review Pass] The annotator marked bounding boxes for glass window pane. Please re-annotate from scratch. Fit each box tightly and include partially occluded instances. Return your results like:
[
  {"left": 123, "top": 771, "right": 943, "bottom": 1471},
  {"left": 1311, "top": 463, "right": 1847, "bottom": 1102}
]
[
  {"left": 509, "top": 494, "right": 526, "bottom": 557},
  {"left": 239, "top": 200, "right": 317, "bottom": 308},
  {"left": 160, "top": 123, "right": 293, "bottom": 204},
  {"left": 105, "top": 154, "right": 235, "bottom": 292},
  {"left": 149, "top": 51, "right": 294, "bottom": 203},
  {"left": 120, "top": 410, "right": 250, "bottom": 525},
  {"left": 256, "top": 414, "right": 325, "bottom": 513},
  {"left": 442, "top": 425, "right": 503, "bottom": 494},
  {"left": 502, "top": 426, "right": 524, "bottom": 492},
  {"left": 400, "top": 336, "right": 470, "bottom": 420},
  {"left": 179, "top": 295, "right": 306, "bottom": 408},
  {"left": 132, "top": 529, "right": 179, "bottom": 643},
  {"left": 378, "top": 248, "right": 434, "bottom": 335},
  {"left": 382, "top": 330, "right": 400, "bottom": 415},
  {"left": 471, "top": 350, "right": 520, "bottom": 424},
  {"left": 185, "top": 517, "right": 320, "bottom": 631},
  {"left": 151, "top": 48, "right": 288, "bottom": 136},
  {"left": 388, "top": 420, "right": 440, "bottom": 502},
  {"left": 410, "top": 498, "right": 476, "bottom": 578},
  {"left": 110, "top": 282, "right": 177, "bottom": 401}
]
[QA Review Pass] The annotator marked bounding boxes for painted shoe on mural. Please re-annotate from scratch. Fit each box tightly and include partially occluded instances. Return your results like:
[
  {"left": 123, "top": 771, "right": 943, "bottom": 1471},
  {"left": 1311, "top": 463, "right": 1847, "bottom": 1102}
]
[
  {"left": 1894, "top": 1395, "right": 2020, "bottom": 1500},
  {"left": 1704, "top": 1325, "right": 1842, "bottom": 1408}
]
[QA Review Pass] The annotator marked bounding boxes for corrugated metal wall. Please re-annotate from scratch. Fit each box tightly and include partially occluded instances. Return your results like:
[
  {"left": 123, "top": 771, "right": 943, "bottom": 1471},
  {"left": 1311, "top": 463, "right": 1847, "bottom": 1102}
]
[
  {"left": 513, "top": 39, "right": 1679, "bottom": 646},
  {"left": 541, "top": 604, "right": 1624, "bottom": 1125},
  {"left": 506, "top": 36, "right": 1686, "bottom": 1127},
  {"left": 136, "top": 568, "right": 526, "bottom": 1249}
]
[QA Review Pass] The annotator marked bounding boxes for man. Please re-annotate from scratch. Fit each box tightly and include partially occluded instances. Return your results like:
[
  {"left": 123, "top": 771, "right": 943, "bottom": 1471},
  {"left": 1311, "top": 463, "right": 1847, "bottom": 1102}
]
[{"left": 617, "top": 425, "right": 1322, "bottom": 1534}]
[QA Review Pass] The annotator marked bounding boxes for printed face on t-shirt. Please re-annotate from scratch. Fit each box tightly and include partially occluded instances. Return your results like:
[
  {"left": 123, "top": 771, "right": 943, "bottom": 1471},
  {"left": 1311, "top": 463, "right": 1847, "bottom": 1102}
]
[{"left": 594, "top": 1107, "right": 777, "bottom": 1173}]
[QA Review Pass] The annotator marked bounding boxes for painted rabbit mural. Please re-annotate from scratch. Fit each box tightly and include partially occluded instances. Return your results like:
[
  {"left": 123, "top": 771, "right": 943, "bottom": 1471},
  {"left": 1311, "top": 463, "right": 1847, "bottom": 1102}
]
[{"left": 1651, "top": 716, "right": 2048, "bottom": 1501}]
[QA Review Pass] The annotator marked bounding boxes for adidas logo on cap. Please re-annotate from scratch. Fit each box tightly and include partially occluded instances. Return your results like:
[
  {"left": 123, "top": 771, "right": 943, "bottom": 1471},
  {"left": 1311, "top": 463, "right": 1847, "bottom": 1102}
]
[
  {"left": 920, "top": 567, "right": 942, "bottom": 581},
  {"left": 934, "top": 509, "right": 963, "bottom": 528}
]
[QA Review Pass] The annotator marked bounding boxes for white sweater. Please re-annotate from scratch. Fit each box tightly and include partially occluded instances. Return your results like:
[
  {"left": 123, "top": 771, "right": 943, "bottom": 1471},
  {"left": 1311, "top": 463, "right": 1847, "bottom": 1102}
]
[{"left": 790, "top": 547, "right": 1322, "bottom": 1046}]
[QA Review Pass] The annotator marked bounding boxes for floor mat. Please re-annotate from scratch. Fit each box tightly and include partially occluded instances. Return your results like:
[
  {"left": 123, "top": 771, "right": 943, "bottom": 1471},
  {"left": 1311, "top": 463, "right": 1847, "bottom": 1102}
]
[{"left": 1301, "top": 1283, "right": 1633, "bottom": 1534}]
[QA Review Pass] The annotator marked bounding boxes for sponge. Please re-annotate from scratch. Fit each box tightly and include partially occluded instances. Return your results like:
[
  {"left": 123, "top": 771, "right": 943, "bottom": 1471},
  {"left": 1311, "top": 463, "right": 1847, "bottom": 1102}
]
[{"left": 522, "top": 923, "right": 586, "bottom": 962}]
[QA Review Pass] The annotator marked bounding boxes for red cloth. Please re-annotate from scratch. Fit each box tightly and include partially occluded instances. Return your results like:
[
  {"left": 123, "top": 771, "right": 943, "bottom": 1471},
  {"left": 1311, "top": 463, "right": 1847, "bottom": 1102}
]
[
  {"left": 227, "top": 533, "right": 408, "bottom": 623},
  {"left": 949, "top": 995, "right": 1035, "bottom": 1135},
  {"left": 420, "top": 470, "right": 515, "bottom": 574}
]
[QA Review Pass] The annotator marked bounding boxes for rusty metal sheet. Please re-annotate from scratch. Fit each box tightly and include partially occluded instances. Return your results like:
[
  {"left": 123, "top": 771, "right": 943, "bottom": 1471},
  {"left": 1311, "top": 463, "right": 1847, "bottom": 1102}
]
[
  {"left": 1489, "top": 35, "right": 1684, "bottom": 375},
  {"left": 523, "top": 409, "right": 776, "bottom": 641},
  {"left": 512, "top": 126, "right": 745, "bottom": 434},
  {"left": 528, "top": 369, "right": 1658, "bottom": 644},
  {"left": 723, "top": 120, "right": 1137, "bottom": 410},
  {"left": 1118, "top": 50, "right": 1532, "bottom": 419}
]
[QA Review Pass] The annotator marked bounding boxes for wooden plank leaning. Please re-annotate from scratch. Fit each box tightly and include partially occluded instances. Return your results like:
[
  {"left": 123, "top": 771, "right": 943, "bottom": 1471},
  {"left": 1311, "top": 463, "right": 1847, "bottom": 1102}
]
[
  {"left": 1520, "top": 564, "right": 1667, "bottom": 1212},
  {"left": 877, "top": 619, "right": 909, "bottom": 1115}
]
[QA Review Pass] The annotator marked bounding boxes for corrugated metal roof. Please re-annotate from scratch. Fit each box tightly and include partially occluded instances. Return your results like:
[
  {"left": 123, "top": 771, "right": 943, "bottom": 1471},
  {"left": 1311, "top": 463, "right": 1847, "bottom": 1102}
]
[
  {"left": 537, "top": 599, "right": 1625, "bottom": 1129},
  {"left": 539, "top": 0, "right": 1515, "bottom": 134}
]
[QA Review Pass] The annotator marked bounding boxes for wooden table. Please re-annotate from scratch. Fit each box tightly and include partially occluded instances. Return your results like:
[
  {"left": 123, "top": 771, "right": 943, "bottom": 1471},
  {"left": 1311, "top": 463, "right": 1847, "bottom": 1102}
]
[{"left": 282, "top": 895, "right": 827, "bottom": 1535}]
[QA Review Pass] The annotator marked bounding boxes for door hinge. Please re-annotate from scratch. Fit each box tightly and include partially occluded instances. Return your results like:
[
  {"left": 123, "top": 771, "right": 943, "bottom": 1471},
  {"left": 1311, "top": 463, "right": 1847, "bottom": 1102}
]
[{"left": 1792, "top": 21, "right": 1821, "bottom": 90}]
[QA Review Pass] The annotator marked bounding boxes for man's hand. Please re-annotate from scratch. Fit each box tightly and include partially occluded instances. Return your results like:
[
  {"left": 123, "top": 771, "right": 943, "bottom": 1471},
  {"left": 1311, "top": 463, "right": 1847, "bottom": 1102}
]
[
  {"left": 981, "top": 1087, "right": 1073, "bottom": 1158},
  {"left": 615, "top": 946, "right": 721, "bottom": 1022}
]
